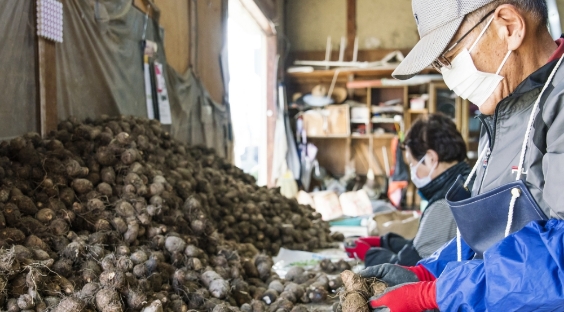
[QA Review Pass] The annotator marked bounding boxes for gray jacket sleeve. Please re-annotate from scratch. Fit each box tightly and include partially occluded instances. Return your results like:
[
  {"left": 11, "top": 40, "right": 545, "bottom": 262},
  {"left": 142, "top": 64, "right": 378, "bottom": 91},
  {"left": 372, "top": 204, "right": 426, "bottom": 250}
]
[
  {"left": 542, "top": 74, "right": 564, "bottom": 219},
  {"left": 413, "top": 199, "right": 458, "bottom": 258}
]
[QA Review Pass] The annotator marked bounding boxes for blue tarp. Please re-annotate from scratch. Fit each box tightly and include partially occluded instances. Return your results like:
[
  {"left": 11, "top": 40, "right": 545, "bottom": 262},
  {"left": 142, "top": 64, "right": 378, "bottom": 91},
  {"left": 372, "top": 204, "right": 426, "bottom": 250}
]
[{"left": 419, "top": 220, "right": 564, "bottom": 311}]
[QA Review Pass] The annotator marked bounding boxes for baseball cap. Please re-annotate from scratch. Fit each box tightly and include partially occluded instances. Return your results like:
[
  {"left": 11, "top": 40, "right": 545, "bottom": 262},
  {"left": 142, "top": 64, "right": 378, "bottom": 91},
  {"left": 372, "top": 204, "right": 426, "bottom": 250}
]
[{"left": 392, "top": 0, "right": 496, "bottom": 80}]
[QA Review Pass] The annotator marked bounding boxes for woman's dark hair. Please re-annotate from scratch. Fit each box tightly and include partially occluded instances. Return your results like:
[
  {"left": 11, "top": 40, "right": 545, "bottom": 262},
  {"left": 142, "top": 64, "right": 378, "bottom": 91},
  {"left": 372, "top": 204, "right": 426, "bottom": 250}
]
[{"left": 404, "top": 113, "right": 467, "bottom": 163}]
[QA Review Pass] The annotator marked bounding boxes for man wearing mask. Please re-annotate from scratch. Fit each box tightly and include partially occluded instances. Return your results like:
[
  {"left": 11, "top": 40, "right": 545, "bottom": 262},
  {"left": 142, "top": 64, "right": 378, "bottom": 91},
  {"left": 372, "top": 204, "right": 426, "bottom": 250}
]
[{"left": 360, "top": 0, "right": 564, "bottom": 311}]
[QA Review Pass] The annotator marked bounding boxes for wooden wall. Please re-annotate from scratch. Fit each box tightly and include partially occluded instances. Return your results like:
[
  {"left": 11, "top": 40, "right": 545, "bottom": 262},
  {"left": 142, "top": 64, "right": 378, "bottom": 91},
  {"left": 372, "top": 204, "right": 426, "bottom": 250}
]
[
  {"left": 286, "top": 0, "right": 564, "bottom": 52},
  {"left": 194, "top": 0, "right": 226, "bottom": 104},
  {"left": 133, "top": 0, "right": 226, "bottom": 104}
]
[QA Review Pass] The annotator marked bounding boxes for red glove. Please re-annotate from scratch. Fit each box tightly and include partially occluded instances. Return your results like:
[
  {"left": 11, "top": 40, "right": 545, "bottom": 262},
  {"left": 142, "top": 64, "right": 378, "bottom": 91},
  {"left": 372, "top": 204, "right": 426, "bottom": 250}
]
[
  {"left": 405, "top": 264, "right": 436, "bottom": 282},
  {"left": 344, "top": 240, "right": 371, "bottom": 260},
  {"left": 369, "top": 281, "right": 438, "bottom": 312},
  {"left": 358, "top": 236, "right": 381, "bottom": 247}
]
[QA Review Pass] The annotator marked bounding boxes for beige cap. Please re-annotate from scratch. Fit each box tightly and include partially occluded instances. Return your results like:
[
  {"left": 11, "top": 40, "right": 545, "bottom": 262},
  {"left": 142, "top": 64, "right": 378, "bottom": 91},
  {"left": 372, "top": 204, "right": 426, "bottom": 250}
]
[{"left": 392, "top": 0, "right": 497, "bottom": 80}]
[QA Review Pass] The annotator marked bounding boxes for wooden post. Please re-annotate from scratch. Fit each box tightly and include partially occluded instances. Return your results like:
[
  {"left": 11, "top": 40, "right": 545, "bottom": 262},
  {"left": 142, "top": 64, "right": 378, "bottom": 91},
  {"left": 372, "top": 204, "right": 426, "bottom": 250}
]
[
  {"left": 345, "top": 0, "right": 357, "bottom": 61},
  {"left": 189, "top": 0, "right": 198, "bottom": 73},
  {"left": 36, "top": 33, "right": 58, "bottom": 136}
]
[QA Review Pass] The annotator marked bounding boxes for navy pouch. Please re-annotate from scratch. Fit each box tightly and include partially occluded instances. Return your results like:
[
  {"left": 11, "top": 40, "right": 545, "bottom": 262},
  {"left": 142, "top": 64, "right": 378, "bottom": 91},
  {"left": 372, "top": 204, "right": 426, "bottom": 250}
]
[{"left": 446, "top": 175, "right": 548, "bottom": 258}]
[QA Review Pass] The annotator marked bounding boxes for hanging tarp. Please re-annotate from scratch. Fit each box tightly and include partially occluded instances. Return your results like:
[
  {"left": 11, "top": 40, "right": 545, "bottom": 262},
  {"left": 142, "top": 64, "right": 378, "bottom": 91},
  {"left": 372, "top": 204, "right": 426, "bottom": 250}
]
[
  {"left": 54, "top": 0, "right": 232, "bottom": 159},
  {"left": 167, "top": 68, "right": 233, "bottom": 160},
  {"left": 0, "top": 1, "right": 38, "bottom": 140},
  {"left": 0, "top": 0, "right": 232, "bottom": 160},
  {"left": 56, "top": 0, "right": 151, "bottom": 120}
]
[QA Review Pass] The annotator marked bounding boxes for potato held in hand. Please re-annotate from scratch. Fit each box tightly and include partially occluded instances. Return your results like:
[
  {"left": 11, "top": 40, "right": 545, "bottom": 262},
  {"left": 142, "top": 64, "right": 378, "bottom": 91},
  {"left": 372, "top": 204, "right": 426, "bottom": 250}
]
[{"left": 339, "top": 270, "right": 387, "bottom": 312}]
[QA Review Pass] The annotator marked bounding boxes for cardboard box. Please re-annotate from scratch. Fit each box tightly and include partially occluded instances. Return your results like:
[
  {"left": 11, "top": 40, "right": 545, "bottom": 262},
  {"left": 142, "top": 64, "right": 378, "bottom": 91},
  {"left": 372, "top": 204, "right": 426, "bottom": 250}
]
[
  {"left": 303, "top": 104, "right": 350, "bottom": 136},
  {"left": 372, "top": 210, "right": 420, "bottom": 239}
]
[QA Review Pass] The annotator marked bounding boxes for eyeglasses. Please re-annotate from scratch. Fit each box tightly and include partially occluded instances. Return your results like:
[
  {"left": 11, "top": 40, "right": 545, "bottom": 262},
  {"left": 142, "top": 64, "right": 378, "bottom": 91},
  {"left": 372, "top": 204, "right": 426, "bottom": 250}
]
[{"left": 431, "top": 10, "right": 496, "bottom": 71}]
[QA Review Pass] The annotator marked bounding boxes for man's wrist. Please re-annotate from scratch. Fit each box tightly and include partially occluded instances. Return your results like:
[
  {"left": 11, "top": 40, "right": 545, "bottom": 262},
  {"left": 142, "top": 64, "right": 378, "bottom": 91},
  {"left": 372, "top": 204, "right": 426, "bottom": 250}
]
[{"left": 405, "top": 264, "right": 436, "bottom": 281}]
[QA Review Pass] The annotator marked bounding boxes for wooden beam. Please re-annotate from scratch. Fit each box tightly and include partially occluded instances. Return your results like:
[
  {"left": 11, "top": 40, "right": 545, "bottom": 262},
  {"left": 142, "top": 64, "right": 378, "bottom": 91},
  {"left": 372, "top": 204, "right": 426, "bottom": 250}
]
[
  {"left": 345, "top": 0, "right": 357, "bottom": 61},
  {"left": 36, "top": 34, "right": 58, "bottom": 136},
  {"left": 251, "top": 0, "right": 276, "bottom": 21},
  {"left": 240, "top": 0, "right": 276, "bottom": 36}
]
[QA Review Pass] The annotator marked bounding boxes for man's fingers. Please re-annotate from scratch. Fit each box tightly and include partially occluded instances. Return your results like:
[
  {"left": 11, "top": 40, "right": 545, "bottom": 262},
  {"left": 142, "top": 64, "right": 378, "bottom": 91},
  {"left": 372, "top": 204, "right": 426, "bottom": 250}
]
[
  {"left": 359, "top": 266, "right": 381, "bottom": 278},
  {"left": 358, "top": 268, "right": 372, "bottom": 278}
]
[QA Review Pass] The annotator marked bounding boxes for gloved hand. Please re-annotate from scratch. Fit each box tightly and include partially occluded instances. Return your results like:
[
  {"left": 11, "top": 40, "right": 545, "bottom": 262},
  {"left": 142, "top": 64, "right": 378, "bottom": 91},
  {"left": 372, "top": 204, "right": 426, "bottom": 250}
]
[
  {"left": 358, "top": 236, "right": 381, "bottom": 247},
  {"left": 369, "top": 281, "right": 438, "bottom": 312},
  {"left": 359, "top": 264, "right": 435, "bottom": 287},
  {"left": 344, "top": 240, "right": 371, "bottom": 260}
]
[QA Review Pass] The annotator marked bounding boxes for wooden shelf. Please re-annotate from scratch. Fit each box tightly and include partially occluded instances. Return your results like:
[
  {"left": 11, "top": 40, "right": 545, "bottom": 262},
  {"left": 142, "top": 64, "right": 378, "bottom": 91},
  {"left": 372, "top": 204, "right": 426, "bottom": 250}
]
[
  {"left": 373, "top": 133, "right": 397, "bottom": 139},
  {"left": 308, "top": 133, "right": 398, "bottom": 140},
  {"left": 407, "top": 109, "right": 428, "bottom": 114},
  {"left": 307, "top": 134, "right": 350, "bottom": 139},
  {"left": 287, "top": 68, "right": 396, "bottom": 80},
  {"left": 352, "top": 133, "right": 397, "bottom": 139},
  {"left": 286, "top": 67, "right": 435, "bottom": 81},
  {"left": 351, "top": 135, "right": 371, "bottom": 139},
  {"left": 371, "top": 117, "right": 400, "bottom": 124}
]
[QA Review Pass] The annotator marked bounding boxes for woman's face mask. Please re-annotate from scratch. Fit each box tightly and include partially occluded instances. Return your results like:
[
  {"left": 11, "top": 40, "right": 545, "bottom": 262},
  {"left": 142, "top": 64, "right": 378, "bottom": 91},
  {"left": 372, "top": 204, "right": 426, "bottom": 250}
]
[
  {"left": 440, "top": 16, "right": 512, "bottom": 107},
  {"left": 410, "top": 155, "right": 436, "bottom": 189}
]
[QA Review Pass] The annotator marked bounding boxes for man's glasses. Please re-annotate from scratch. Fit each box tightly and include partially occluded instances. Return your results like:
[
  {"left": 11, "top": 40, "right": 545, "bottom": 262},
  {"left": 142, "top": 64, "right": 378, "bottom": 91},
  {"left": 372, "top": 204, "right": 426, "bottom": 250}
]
[{"left": 431, "top": 10, "right": 496, "bottom": 71}]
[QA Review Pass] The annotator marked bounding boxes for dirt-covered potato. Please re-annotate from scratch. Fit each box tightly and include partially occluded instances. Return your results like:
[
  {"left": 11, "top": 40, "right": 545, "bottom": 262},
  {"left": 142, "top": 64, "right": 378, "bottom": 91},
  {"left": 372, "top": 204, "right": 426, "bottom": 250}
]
[{"left": 0, "top": 115, "right": 346, "bottom": 311}]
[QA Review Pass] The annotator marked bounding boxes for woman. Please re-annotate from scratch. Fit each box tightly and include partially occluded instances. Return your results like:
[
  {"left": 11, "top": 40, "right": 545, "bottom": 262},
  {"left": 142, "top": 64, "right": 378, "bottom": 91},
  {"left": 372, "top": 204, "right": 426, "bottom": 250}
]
[{"left": 346, "top": 113, "right": 471, "bottom": 266}]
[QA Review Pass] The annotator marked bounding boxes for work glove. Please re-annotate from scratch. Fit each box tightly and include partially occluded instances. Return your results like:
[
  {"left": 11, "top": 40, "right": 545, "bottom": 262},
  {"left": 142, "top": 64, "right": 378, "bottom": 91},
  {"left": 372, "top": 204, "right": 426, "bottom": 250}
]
[
  {"left": 369, "top": 281, "right": 438, "bottom": 312},
  {"left": 358, "top": 236, "right": 382, "bottom": 247},
  {"left": 344, "top": 239, "right": 371, "bottom": 260},
  {"left": 344, "top": 236, "right": 382, "bottom": 260},
  {"left": 359, "top": 263, "right": 435, "bottom": 287}
]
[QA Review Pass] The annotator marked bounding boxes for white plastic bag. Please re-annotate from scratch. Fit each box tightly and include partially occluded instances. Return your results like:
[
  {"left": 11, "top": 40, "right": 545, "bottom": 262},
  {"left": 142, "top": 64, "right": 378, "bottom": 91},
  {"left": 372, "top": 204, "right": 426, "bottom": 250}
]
[
  {"left": 311, "top": 191, "right": 343, "bottom": 220},
  {"left": 339, "top": 189, "right": 373, "bottom": 217}
]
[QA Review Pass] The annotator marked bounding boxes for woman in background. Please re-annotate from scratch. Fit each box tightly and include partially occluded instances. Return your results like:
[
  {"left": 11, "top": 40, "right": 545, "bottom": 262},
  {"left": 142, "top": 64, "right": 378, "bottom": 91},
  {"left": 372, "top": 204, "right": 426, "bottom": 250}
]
[{"left": 346, "top": 113, "right": 471, "bottom": 266}]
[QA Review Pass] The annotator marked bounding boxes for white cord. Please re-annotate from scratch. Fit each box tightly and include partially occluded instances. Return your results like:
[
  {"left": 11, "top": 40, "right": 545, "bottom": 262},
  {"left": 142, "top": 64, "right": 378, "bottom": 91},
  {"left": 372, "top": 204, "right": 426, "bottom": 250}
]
[
  {"left": 505, "top": 189, "right": 520, "bottom": 237},
  {"left": 455, "top": 50, "right": 564, "bottom": 259},
  {"left": 504, "top": 53, "right": 564, "bottom": 237},
  {"left": 516, "top": 53, "right": 564, "bottom": 181},
  {"left": 456, "top": 228, "right": 462, "bottom": 262},
  {"left": 464, "top": 147, "right": 489, "bottom": 188}
]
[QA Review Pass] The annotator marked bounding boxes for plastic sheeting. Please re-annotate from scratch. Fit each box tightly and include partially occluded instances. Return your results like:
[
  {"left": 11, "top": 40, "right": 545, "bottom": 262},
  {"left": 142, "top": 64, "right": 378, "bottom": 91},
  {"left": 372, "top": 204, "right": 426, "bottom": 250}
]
[
  {"left": 0, "top": 0, "right": 232, "bottom": 160},
  {"left": 0, "top": 1, "right": 38, "bottom": 140},
  {"left": 56, "top": 0, "right": 152, "bottom": 120},
  {"left": 167, "top": 68, "right": 233, "bottom": 160},
  {"left": 56, "top": 0, "right": 232, "bottom": 160}
]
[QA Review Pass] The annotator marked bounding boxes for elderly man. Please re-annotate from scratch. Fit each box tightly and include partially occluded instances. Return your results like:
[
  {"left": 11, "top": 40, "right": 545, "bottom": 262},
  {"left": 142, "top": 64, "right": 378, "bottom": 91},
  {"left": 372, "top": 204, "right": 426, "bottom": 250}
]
[{"left": 360, "top": 0, "right": 564, "bottom": 311}]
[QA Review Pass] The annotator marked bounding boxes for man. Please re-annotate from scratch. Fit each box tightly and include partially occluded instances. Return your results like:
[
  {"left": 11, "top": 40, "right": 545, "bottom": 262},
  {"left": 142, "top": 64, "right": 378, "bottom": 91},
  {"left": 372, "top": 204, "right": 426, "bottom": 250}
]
[{"left": 360, "top": 0, "right": 564, "bottom": 311}]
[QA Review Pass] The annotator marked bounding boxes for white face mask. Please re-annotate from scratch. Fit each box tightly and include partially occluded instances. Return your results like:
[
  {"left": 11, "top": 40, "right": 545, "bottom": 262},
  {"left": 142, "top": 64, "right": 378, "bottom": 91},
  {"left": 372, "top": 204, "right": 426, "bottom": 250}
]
[
  {"left": 410, "top": 156, "right": 436, "bottom": 189},
  {"left": 441, "top": 17, "right": 513, "bottom": 107}
]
